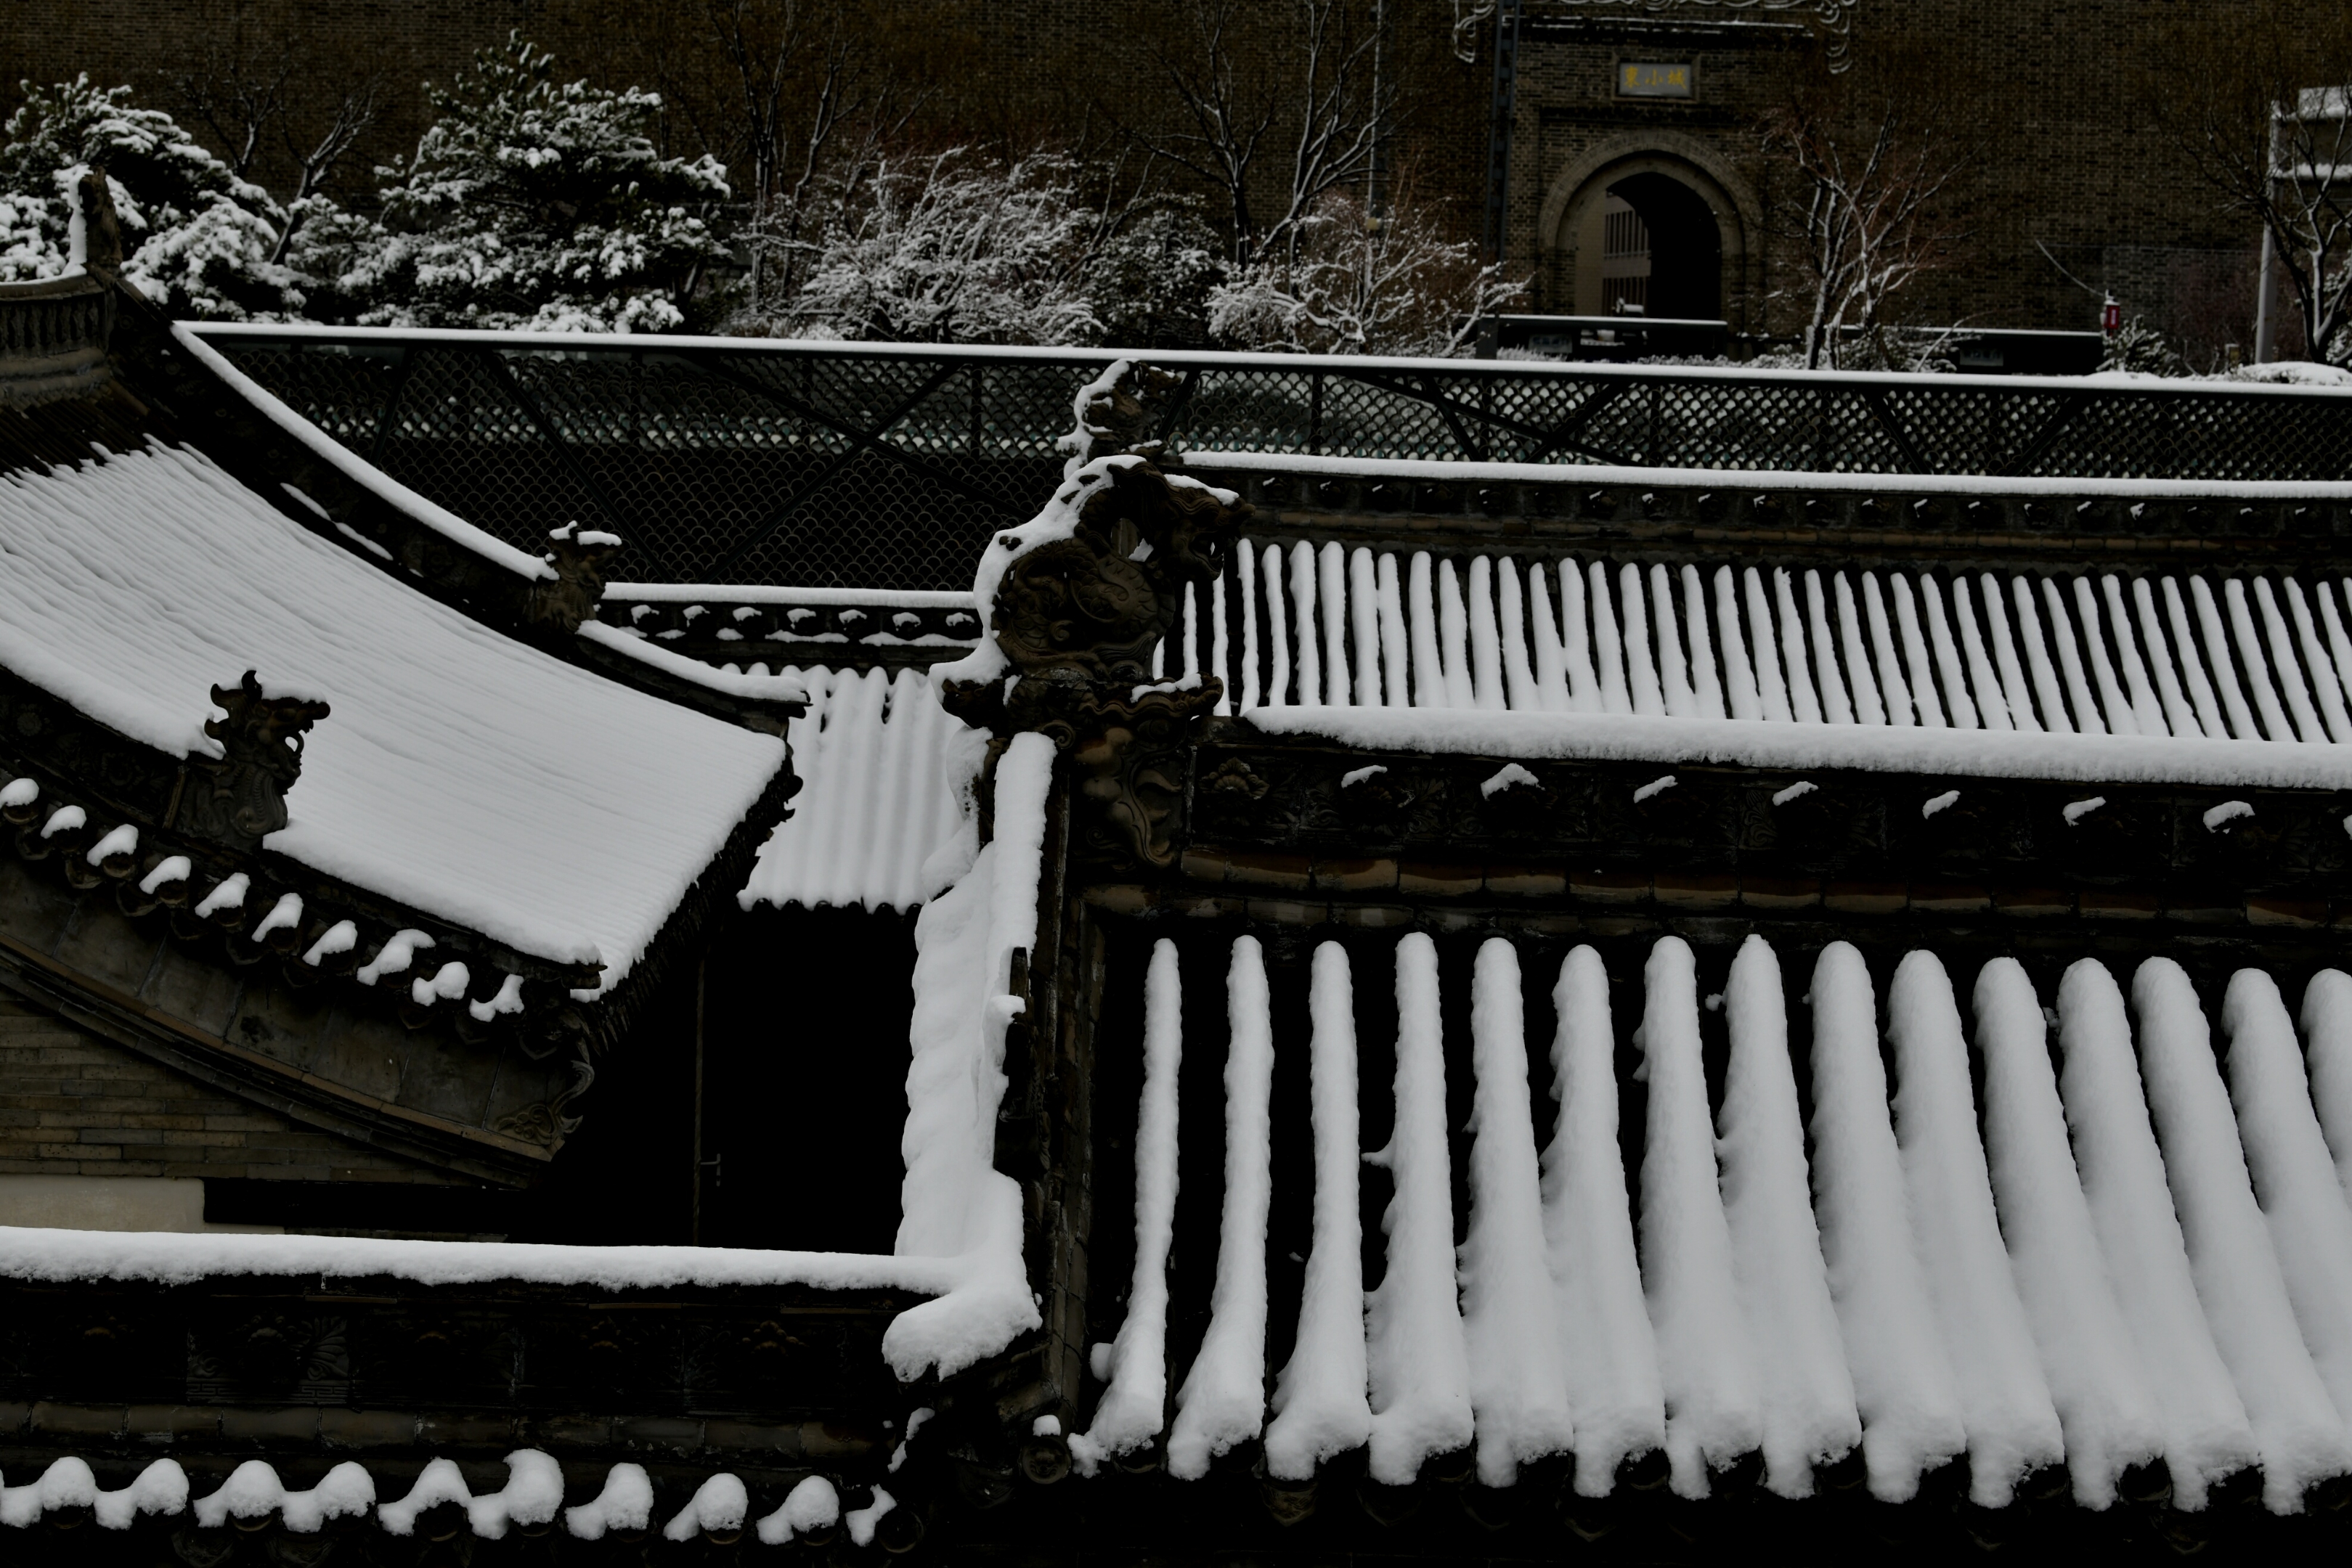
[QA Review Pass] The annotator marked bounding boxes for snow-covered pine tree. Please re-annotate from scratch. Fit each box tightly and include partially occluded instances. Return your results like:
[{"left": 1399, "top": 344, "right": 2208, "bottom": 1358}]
[
  {"left": 0, "top": 75, "right": 302, "bottom": 319},
  {"left": 337, "top": 33, "right": 729, "bottom": 332}
]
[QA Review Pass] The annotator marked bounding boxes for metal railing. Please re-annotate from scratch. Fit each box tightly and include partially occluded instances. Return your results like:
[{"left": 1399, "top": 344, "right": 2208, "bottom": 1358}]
[{"left": 192, "top": 326, "right": 2352, "bottom": 591}]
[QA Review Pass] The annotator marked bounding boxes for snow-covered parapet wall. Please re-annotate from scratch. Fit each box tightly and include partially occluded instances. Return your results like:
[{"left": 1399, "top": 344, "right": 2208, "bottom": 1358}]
[
  {"left": 0, "top": 1226, "right": 955, "bottom": 1293},
  {"left": 879, "top": 730, "right": 1055, "bottom": 1380}
]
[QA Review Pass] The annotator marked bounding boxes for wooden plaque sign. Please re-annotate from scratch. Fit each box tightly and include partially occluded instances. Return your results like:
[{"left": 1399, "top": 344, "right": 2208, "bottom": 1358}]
[{"left": 1618, "top": 60, "right": 1694, "bottom": 97}]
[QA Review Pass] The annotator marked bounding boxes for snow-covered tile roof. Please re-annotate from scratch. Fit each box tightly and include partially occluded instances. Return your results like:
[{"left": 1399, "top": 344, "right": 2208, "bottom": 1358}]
[
  {"left": 1075, "top": 931, "right": 2352, "bottom": 1515},
  {"left": 0, "top": 438, "right": 789, "bottom": 988},
  {"left": 738, "top": 665, "right": 975, "bottom": 915},
  {"left": 1184, "top": 538, "right": 2352, "bottom": 789}
]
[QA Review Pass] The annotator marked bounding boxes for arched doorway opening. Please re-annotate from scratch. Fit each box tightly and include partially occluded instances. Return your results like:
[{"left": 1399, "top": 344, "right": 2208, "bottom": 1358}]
[
  {"left": 1539, "top": 139, "right": 1757, "bottom": 330},
  {"left": 1599, "top": 172, "right": 1722, "bottom": 321}
]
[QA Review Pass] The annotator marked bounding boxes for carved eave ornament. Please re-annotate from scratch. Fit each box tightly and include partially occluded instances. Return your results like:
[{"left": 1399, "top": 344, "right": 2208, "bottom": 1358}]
[
  {"left": 176, "top": 671, "right": 330, "bottom": 852},
  {"left": 944, "top": 367, "right": 1250, "bottom": 870},
  {"left": 521, "top": 522, "right": 622, "bottom": 634},
  {"left": 0, "top": 656, "right": 792, "bottom": 1173}
]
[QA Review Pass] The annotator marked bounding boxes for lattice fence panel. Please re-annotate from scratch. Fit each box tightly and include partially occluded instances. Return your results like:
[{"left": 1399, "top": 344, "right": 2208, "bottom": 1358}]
[
  {"left": 1318, "top": 374, "right": 1476, "bottom": 460},
  {"left": 374, "top": 348, "right": 607, "bottom": 551},
  {"left": 216, "top": 342, "right": 404, "bottom": 452},
  {"left": 209, "top": 336, "right": 2352, "bottom": 592},
  {"left": 729, "top": 446, "right": 1011, "bottom": 590}
]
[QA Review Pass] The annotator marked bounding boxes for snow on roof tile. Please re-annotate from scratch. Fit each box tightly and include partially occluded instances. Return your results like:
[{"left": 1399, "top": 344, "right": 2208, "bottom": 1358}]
[
  {"left": 0, "top": 439, "right": 788, "bottom": 989},
  {"left": 738, "top": 664, "right": 977, "bottom": 915},
  {"left": 1077, "top": 930, "right": 2352, "bottom": 1512},
  {"left": 1183, "top": 539, "right": 2352, "bottom": 790}
]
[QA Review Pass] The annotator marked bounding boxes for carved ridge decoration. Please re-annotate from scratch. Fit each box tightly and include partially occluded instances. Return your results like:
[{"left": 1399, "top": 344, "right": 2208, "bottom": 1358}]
[
  {"left": 1456, "top": 0, "right": 1857, "bottom": 68},
  {"left": 944, "top": 367, "right": 1249, "bottom": 869},
  {"left": 521, "top": 522, "right": 621, "bottom": 634},
  {"left": 175, "top": 671, "right": 330, "bottom": 852}
]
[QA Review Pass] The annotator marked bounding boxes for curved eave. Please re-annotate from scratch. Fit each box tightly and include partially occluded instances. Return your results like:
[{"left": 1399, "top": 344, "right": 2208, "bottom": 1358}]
[{"left": 96, "top": 279, "right": 801, "bottom": 736}]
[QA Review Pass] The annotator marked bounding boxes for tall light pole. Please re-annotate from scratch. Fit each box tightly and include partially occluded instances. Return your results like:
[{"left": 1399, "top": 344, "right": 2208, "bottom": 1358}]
[
  {"left": 2254, "top": 101, "right": 2284, "bottom": 364},
  {"left": 1482, "top": 0, "right": 1522, "bottom": 266}
]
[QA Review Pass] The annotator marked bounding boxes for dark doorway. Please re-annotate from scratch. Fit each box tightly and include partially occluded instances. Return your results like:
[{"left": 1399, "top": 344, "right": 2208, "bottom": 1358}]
[
  {"left": 695, "top": 903, "right": 918, "bottom": 1252},
  {"left": 508, "top": 902, "right": 916, "bottom": 1251},
  {"left": 1600, "top": 195, "right": 1651, "bottom": 316},
  {"left": 1607, "top": 171, "right": 1722, "bottom": 322}
]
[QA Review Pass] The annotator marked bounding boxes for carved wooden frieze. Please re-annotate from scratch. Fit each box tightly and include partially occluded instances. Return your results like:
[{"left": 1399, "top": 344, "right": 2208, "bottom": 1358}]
[{"left": 1187, "top": 732, "right": 2352, "bottom": 907}]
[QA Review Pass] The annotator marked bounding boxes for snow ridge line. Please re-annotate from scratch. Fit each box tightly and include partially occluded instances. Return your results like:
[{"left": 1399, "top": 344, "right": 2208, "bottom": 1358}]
[
  {"left": 188, "top": 323, "right": 2352, "bottom": 403},
  {"left": 879, "top": 730, "right": 1054, "bottom": 1381},
  {"left": 170, "top": 325, "right": 554, "bottom": 582}
]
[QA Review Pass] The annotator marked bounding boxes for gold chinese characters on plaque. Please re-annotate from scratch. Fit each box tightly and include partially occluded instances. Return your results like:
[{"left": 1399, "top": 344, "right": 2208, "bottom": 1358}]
[{"left": 1617, "top": 61, "right": 1693, "bottom": 97}]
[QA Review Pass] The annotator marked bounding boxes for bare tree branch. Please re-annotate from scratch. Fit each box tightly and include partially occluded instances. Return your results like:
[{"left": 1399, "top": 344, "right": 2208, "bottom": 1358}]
[
  {"left": 1104, "top": 0, "right": 1393, "bottom": 269},
  {"left": 2149, "top": 1, "right": 2352, "bottom": 364},
  {"left": 1762, "top": 68, "right": 1973, "bottom": 368}
]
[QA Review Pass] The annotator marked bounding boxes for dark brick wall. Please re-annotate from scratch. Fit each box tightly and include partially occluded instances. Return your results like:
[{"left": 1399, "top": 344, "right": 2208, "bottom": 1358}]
[
  {"left": 0, "top": 0, "right": 2261, "bottom": 342},
  {"left": 0, "top": 994, "right": 447, "bottom": 1184},
  {"left": 1493, "top": 4, "right": 2253, "bottom": 343}
]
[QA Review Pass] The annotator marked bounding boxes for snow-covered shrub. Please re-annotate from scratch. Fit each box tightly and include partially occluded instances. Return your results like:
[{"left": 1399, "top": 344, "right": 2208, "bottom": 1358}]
[
  {"left": 1083, "top": 204, "right": 1225, "bottom": 349},
  {"left": 747, "top": 147, "right": 1099, "bottom": 344},
  {"left": 1207, "top": 187, "right": 1523, "bottom": 357},
  {"left": 2099, "top": 316, "right": 2186, "bottom": 377},
  {"left": 334, "top": 33, "right": 728, "bottom": 332},
  {"left": 0, "top": 75, "right": 302, "bottom": 317}
]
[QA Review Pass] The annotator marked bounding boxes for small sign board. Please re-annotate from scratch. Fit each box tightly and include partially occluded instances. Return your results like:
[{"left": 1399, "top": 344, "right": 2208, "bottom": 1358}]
[{"left": 1618, "top": 61, "right": 1694, "bottom": 98}]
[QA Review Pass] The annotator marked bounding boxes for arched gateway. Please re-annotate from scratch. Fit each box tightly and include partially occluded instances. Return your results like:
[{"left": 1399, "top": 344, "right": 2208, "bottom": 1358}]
[{"left": 1538, "top": 131, "right": 1763, "bottom": 332}]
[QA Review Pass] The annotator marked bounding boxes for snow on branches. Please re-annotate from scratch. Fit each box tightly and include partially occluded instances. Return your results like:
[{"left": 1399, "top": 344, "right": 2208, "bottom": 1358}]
[
  {"left": 752, "top": 148, "right": 1099, "bottom": 344},
  {"left": 1208, "top": 186, "right": 1525, "bottom": 358},
  {"left": 1760, "top": 67, "right": 1973, "bottom": 371},
  {"left": 0, "top": 75, "right": 302, "bottom": 319},
  {"left": 333, "top": 33, "right": 729, "bottom": 332}
]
